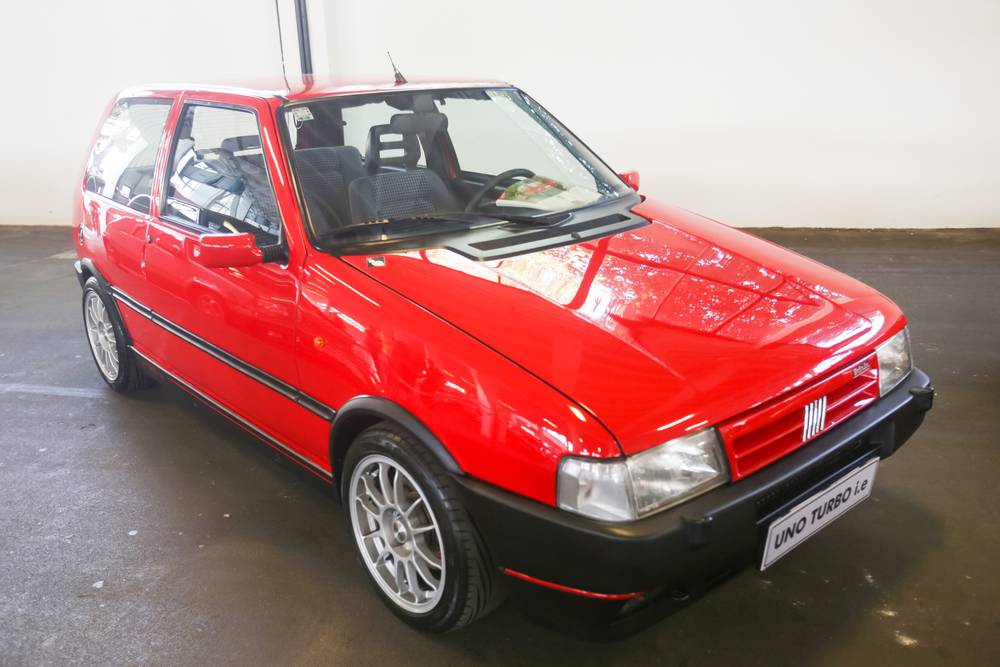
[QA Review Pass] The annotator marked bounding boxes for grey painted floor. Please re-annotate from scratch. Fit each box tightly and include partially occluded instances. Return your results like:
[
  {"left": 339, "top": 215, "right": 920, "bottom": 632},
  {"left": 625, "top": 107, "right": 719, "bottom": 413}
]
[{"left": 1, "top": 226, "right": 997, "bottom": 666}]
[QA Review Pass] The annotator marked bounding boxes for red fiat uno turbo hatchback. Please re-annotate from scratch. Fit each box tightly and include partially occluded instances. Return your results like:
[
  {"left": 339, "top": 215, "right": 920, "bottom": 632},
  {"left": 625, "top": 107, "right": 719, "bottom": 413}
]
[{"left": 74, "top": 77, "right": 933, "bottom": 634}]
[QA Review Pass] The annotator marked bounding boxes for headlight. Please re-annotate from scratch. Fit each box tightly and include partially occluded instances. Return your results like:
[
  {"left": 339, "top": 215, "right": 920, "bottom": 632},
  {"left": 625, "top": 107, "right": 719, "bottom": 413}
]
[
  {"left": 557, "top": 428, "right": 729, "bottom": 522},
  {"left": 876, "top": 327, "right": 912, "bottom": 396}
]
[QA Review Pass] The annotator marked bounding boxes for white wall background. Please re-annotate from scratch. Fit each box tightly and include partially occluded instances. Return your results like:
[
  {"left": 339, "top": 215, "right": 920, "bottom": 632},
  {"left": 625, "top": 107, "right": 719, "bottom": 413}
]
[
  {"left": 1, "top": 0, "right": 996, "bottom": 228},
  {"left": 323, "top": 0, "right": 999, "bottom": 228},
  {"left": 0, "top": 0, "right": 302, "bottom": 226}
]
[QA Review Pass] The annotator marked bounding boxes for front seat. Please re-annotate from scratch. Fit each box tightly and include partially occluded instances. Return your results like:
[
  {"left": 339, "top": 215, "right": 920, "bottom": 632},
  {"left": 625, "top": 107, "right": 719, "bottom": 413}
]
[
  {"left": 348, "top": 170, "right": 459, "bottom": 223},
  {"left": 217, "top": 135, "right": 282, "bottom": 238},
  {"left": 292, "top": 146, "right": 366, "bottom": 234},
  {"left": 348, "top": 113, "right": 458, "bottom": 223}
]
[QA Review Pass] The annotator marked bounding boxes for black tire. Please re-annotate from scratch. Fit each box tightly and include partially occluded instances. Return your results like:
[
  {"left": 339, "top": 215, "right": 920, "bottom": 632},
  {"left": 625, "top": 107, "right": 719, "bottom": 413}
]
[
  {"left": 81, "top": 277, "right": 154, "bottom": 393},
  {"left": 342, "top": 422, "right": 504, "bottom": 632}
]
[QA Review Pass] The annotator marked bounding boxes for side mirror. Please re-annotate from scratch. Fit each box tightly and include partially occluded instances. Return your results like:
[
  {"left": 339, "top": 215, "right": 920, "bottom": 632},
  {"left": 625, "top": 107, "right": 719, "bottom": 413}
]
[
  {"left": 187, "top": 233, "right": 262, "bottom": 268},
  {"left": 618, "top": 170, "right": 640, "bottom": 192}
]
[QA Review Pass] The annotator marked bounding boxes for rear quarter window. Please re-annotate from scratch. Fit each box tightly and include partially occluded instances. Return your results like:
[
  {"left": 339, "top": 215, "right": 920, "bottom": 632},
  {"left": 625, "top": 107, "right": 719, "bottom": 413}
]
[{"left": 85, "top": 99, "right": 171, "bottom": 214}]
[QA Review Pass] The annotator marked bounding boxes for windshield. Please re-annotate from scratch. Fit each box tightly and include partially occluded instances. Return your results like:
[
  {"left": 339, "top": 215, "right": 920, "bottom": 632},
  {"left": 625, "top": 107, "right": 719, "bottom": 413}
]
[{"left": 281, "top": 87, "right": 632, "bottom": 246}]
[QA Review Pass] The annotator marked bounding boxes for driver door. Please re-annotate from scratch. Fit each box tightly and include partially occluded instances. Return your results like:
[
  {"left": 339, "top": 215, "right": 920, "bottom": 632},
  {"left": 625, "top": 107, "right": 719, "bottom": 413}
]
[{"left": 140, "top": 97, "right": 313, "bottom": 457}]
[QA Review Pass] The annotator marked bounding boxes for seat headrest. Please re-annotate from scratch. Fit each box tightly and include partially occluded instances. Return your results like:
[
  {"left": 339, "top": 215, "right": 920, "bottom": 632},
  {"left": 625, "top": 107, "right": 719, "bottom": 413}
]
[
  {"left": 411, "top": 93, "right": 437, "bottom": 113},
  {"left": 293, "top": 146, "right": 363, "bottom": 173},
  {"left": 365, "top": 124, "right": 421, "bottom": 173},
  {"left": 388, "top": 112, "right": 448, "bottom": 135},
  {"left": 363, "top": 112, "right": 449, "bottom": 174},
  {"left": 220, "top": 135, "right": 261, "bottom": 153}
]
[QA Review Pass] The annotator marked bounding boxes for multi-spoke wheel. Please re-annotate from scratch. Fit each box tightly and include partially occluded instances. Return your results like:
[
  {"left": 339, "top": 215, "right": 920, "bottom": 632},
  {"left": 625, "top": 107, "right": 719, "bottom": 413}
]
[
  {"left": 349, "top": 454, "right": 446, "bottom": 613},
  {"left": 343, "top": 423, "right": 505, "bottom": 631},
  {"left": 80, "top": 277, "right": 153, "bottom": 393},
  {"left": 84, "top": 290, "right": 119, "bottom": 381}
]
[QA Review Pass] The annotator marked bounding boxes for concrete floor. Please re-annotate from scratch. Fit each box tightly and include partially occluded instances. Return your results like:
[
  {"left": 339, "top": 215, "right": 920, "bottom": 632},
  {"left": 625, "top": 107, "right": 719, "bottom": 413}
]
[{"left": 0, "top": 225, "right": 997, "bottom": 665}]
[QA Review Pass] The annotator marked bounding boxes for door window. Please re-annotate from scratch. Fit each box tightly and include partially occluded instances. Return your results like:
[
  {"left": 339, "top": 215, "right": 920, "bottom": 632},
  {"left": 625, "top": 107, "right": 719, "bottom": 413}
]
[
  {"left": 163, "top": 104, "right": 281, "bottom": 246},
  {"left": 85, "top": 99, "right": 171, "bottom": 214}
]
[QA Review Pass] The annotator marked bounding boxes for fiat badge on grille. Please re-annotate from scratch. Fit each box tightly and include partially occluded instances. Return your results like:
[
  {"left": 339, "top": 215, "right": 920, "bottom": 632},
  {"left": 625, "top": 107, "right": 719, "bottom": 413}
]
[{"left": 802, "top": 396, "right": 828, "bottom": 441}]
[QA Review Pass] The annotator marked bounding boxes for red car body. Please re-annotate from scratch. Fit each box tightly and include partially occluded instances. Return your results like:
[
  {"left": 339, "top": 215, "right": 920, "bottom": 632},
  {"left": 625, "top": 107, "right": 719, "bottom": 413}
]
[{"left": 74, "top": 78, "right": 933, "bottom": 631}]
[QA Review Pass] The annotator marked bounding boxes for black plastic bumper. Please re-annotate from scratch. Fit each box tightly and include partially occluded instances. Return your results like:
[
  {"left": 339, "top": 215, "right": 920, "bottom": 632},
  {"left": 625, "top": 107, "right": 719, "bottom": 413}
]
[{"left": 456, "top": 368, "right": 933, "bottom": 632}]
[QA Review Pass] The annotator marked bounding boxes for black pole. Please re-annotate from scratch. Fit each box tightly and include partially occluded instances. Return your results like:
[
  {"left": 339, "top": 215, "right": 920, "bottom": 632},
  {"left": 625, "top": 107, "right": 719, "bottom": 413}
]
[{"left": 294, "top": 0, "right": 313, "bottom": 76}]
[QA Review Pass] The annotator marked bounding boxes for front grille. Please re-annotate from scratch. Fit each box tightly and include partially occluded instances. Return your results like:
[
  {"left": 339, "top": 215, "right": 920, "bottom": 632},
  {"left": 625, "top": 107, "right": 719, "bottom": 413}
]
[
  {"left": 719, "top": 353, "right": 879, "bottom": 480},
  {"left": 753, "top": 437, "right": 875, "bottom": 522}
]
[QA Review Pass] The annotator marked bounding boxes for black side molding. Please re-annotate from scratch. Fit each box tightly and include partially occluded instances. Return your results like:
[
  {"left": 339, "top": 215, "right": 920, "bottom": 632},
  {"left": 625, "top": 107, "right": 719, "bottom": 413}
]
[
  {"left": 76, "top": 265, "right": 463, "bottom": 491},
  {"left": 133, "top": 346, "right": 333, "bottom": 481},
  {"left": 109, "top": 285, "right": 337, "bottom": 422}
]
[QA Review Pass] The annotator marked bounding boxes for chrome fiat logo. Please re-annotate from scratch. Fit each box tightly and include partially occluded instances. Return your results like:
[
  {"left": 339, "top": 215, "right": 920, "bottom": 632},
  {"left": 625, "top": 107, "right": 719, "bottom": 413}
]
[{"left": 802, "top": 396, "right": 828, "bottom": 441}]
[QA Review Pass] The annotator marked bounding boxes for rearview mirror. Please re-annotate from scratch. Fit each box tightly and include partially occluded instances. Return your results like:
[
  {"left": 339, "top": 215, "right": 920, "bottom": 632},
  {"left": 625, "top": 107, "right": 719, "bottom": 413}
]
[
  {"left": 618, "top": 170, "right": 640, "bottom": 192},
  {"left": 187, "top": 233, "right": 263, "bottom": 268}
]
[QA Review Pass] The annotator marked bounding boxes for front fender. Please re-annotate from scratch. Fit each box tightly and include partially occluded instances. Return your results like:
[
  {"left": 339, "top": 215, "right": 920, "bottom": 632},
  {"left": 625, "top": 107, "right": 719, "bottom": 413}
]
[{"left": 328, "top": 395, "right": 462, "bottom": 495}]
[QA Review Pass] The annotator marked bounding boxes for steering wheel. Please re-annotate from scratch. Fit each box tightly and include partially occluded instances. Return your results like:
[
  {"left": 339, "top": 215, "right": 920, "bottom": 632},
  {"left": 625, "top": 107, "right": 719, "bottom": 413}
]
[
  {"left": 464, "top": 168, "right": 536, "bottom": 212},
  {"left": 127, "top": 193, "right": 152, "bottom": 211}
]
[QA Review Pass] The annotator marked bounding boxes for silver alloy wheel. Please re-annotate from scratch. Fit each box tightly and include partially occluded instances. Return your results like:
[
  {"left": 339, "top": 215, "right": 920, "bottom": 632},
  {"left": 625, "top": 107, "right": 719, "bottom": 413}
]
[
  {"left": 348, "top": 454, "right": 446, "bottom": 614},
  {"left": 84, "top": 291, "right": 119, "bottom": 381}
]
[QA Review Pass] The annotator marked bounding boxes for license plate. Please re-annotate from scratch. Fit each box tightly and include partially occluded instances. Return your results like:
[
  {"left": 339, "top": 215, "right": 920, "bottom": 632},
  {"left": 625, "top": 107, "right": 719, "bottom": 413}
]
[{"left": 760, "top": 458, "right": 879, "bottom": 570}]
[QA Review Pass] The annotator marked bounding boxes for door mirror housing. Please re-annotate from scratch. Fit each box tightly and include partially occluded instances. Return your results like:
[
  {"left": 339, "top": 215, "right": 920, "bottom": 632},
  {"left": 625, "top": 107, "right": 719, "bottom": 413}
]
[
  {"left": 187, "top": 233, "right": 263, "bottom": 268},
  {"left": 618, "top": 170, "right": 640, "bottom": 192}
]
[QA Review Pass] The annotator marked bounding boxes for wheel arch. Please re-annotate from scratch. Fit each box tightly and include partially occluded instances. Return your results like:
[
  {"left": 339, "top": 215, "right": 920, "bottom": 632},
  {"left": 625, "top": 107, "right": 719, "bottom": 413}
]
[
  {"left": 74, "top": 258, "right": 100, "bottom": 289},
  {"left": 75, "top": 258, "right": 134, "bottom": 347},
  {"left": 329, "top": 396, "right": 463, "bottom": 498}
]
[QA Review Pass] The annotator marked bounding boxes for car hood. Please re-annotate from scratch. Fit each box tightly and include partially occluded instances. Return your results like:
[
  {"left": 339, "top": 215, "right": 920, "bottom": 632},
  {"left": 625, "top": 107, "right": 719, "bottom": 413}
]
[{"left": 342, "top": 199, "right": 904, "bottom": 455}]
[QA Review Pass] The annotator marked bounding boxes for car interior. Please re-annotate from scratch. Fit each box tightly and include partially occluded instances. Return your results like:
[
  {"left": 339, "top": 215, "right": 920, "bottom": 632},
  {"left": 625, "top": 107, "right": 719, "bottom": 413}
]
[
  {"left": 165, "top": 118, "right": 282, "bottom": 246},
  {"left": 288, "top": 91, "right": 531, "bottom": 240}
]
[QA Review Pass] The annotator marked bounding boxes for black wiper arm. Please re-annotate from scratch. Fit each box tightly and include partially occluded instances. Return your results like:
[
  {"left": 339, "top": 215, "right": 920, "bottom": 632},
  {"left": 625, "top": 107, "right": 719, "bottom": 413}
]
[
  {"left": 317, "top": 211, "right": 571, "bottom": 248},
  {"left": 316, "top": 216, "right": 476, "bottom": 247},
  {"left": 394, "top": 210, "right": 572, "bottom": 227},
  {"left": 485, "top": 210, "right": 572, "bottom": 226},
  {"left": 371, "top": 211, "right": 570, "bottom": 227}
]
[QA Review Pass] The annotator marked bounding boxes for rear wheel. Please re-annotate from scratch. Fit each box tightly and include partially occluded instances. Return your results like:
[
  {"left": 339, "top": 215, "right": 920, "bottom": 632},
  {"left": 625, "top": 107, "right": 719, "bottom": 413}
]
[
  {"left": 81, "top": 277, "right": 153, "bottom": 393},
  {"left": 343, "top": 423, "right": 503, "bottom": 631}
]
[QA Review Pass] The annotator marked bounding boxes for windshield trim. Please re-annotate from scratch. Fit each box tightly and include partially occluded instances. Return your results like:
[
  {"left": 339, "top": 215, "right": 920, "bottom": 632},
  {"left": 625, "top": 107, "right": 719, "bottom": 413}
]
[
  {"left": 276, "top": 86, "right": 635, "bottom": 253},
  {"left": 315, "top": 209, "right": 576, "bottom": 251},
  {"left": 322, "top": 195, "right": 647, "bottom": 260}
]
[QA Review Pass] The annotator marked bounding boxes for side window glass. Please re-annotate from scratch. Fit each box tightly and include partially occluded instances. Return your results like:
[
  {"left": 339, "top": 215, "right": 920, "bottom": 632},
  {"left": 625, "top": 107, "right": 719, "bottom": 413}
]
[
  {"left": 164, "top": 105, "right": 281, "bottom": 246},
  {"left": 85, "top": 100, "right": 171, "bottom": 214}
]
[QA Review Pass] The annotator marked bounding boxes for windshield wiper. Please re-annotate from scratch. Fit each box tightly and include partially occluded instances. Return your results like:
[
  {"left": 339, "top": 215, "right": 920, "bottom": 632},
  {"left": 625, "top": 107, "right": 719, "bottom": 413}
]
[
  {"left": 471, "top": 210, "right": 572, "bottom": 226},
  {"left": 368, "top": 211, "right": 570, "bottom": 227},
  {"left": 317, "top": 211, "right": 571, "bottom": 248},
  {"left": 316, "top": 217, "right": 473, "bottom": 246}
]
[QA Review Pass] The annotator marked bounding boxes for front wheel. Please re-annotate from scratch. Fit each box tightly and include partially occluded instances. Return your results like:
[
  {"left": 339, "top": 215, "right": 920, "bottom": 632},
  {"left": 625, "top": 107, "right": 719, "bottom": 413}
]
[{"left": 343, "top": 423, "right": 503, "bottom": 631}]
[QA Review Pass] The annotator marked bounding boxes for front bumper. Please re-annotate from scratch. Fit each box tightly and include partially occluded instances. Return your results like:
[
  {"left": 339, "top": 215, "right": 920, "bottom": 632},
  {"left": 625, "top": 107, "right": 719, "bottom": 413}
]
[{"left": 456, "top": 368, "right": 933, "bottom": 632}]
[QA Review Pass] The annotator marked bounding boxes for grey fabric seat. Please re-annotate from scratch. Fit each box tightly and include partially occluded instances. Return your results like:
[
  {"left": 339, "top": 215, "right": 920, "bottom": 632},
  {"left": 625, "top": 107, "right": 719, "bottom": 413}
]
[
  {"left": 292, "top": 146, "right": 365, "bottom": 234},
  {"left": 208, "top": 135, "right": 282, "bottom": 240},
  {"left": 347, "top": 112, "right": 458, "bottom": 223},
  {"left": 348, "top": 170, "right": 459, "bottom": 223}
]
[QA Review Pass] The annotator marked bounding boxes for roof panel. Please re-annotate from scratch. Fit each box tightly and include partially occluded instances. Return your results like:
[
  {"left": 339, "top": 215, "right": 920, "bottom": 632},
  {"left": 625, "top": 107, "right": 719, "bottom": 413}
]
[{"left": 120, "top": 75, "right": 511, "bottom": 103}]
